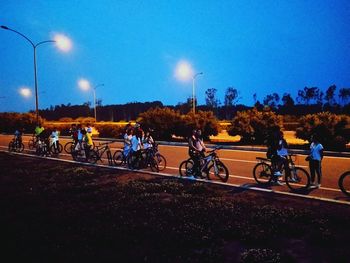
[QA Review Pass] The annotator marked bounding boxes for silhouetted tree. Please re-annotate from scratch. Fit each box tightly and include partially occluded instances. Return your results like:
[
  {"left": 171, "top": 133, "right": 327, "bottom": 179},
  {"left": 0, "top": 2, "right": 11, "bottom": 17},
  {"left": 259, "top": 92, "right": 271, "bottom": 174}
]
[
  {"left": 281, "top": 93, "right": 295, "bottom": 107},
  {"left": 325, "top": 85, "right": 337, "bottom": 106},
  {"left": 224, "top": 87, "right": 240, "bottom": 119},
  {"left": 205, "top": 88, "right": 220, "bottom": 108},
  {"left": 339, "top": 88, "right": 350, "bottom": 105},
  {"left": 296, "top": 87, "right": 322, "bottom": 105},
  {"left": 263, "top": 93, "right": 280, "bottom": 109}
]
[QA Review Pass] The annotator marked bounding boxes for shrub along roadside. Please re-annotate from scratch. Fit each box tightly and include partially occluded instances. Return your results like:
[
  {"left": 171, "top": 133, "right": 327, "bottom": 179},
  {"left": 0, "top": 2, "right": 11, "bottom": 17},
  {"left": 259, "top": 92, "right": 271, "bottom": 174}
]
[
  {"left": 138, "top": 107, "right": 220, "bottom": 140},
  {"left": 228, "top": 107, "right": 283, "bottom": 144},
  {"left": 295, "top": 112, "right": 350, "bottom": 150}
]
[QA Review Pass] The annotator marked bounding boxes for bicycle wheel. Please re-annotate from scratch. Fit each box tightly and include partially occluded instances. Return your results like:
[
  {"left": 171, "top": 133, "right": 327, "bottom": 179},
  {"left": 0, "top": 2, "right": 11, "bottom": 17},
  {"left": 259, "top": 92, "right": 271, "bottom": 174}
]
[
  {"left": 155, "top": 153, "right": 166, "bottom": 171},
  {"left": 339, "top": 171, "right": 350, "bottom": 197},
  {"left": 149, "top": 157, "right": 159, "bottom": 172},
  {"left": 86, "top": 150, "right": 99, "bottom": 164},
  {"left": 285, "top": 167, "right": 310, "bottom": 191},
  {"left": 179, "top": 159, "right": 193, "bottom": 177},
  {"left": 64, "top": 142, "right": 74, "bottom": 154},
  {"left": 113, "top": 150, "right": 124, "bottom": 166},
  {"left": 207, "top": 161, "right": 229, "bottom": 182},
  {"left": 8, "top": 141, "right": 14, "bottom": 152},
  {"left": 50, "top": 144, "right": 60, "bottom": 154},
  {"left": 253, "top": 162, "right": 273, "bottom": 184},
  {"left": 16, "top": 142, "right": 25, "bottom": 152}
]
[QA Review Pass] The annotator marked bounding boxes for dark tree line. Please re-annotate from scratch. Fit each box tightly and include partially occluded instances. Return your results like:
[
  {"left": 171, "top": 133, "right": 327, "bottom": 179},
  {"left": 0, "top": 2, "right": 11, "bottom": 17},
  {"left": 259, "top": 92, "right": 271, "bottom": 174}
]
[{"left": 36, "top": 85, "right": 349, "bottom": 121}]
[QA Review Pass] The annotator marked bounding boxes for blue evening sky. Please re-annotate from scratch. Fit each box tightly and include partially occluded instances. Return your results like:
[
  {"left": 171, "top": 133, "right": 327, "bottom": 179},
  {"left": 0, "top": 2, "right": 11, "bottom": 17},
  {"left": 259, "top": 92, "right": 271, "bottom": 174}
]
[{"left": 1, "top": 0, "right": 350, "bottom": 112}]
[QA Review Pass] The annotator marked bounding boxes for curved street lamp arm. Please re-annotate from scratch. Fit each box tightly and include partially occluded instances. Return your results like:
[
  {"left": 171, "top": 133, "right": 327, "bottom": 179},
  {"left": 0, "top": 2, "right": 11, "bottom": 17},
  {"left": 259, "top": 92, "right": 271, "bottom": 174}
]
[
  {"left": 35, "top": 40, "right": 56, "bottom": 48},
  {"left": 193, "top": 72, "right": 203, "bottom": 79},
  {"left": 94, "top": 83, "right": 105, "bottom": 90},
  {"left": 1, "top": 25, "right": 35, "bottom": 48}
]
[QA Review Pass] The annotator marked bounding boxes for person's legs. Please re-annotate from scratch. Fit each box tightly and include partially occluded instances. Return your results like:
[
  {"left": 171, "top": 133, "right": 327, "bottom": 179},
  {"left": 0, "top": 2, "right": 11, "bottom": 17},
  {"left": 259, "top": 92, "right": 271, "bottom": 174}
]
[
  {"left": 314, "top": 160, "right": 322, "bottom": 186},
  {"left": 190, "top": 153, "right": 200, "bottom": 177},
  {"left": 309, "top": 160, "right": 316, "bottom": 185}
]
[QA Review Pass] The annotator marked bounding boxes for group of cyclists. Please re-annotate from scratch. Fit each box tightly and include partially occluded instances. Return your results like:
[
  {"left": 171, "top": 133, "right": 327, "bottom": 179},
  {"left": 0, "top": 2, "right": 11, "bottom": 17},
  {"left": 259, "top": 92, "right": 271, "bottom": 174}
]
[{"left": 9, "top": 122, "right": 324, "bottom": 189}]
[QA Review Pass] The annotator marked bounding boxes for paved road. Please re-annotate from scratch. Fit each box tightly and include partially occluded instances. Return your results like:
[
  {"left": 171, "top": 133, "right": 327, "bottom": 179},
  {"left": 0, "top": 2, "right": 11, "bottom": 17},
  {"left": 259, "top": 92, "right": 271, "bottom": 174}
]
[{"left": 1, "top": 134, "right": 350, "bottom": 204}]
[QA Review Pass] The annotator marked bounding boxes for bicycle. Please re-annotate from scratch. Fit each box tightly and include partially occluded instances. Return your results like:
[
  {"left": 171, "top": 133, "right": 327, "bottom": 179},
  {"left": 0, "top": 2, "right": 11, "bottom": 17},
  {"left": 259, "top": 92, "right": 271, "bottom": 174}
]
[
  {"left": 127, "top": 148, "right": 160, "bottom": 172},
  {"left": 253, "top": 154, "right": 311, "bottom": 191},
  {"left": 179, "top": 146, "right": 229, "bottom": 182},
  {"left": 146, "top": 143, "right": 166, "bottom": 171},
  {"left": 113, "top": 148, "right": 131, "bottom": 166},
  {"left": 92, "top": 141, "right": 115, "bottom": 165},
  {"left": 64, "top": 140, "right": 96, "bottom": 154},
  {"left": 28, "top": 135, "right": 38, "bottom": 150},
  {"left": 49, "top": 137, "right": 63, "bottom": 155},
  {"left": 71, "top": 142, "right": 99, "bottom": 164},
  {"left": 35, "top": 138, "right": 49, "bottom": 156},
  {"left": 338, "top": 171, "right": 350, "bottom": 197},
  {"left": 8, "top": 138, "right": 24, "bottom": 152}
]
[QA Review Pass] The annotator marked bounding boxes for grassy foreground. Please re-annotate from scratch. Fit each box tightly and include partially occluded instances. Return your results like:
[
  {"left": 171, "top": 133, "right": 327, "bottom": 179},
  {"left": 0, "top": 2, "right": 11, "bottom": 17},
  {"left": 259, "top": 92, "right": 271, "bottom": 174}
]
[{"left": 0, "top": 152, "right": 350, "bottom": 262}]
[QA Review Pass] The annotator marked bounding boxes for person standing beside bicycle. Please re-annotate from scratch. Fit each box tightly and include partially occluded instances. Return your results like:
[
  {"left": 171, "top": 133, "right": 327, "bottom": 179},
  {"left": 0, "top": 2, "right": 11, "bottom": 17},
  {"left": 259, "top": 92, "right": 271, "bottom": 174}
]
[
  {"left": 266, "top": 126, "right": 284, "bottom": 185},
  {"left": 129, "top": 126, "right": 142, "bottom": 169},
  {"left": 83, "top": 128, "right": 93, "bottom": 160},
  {"left": 308, "top": 134, "right": 324, "bottom": 189},
  {"left": 123, "top": 127, "right": 133, "bottom": 157},
  {"left": 188, "top": 129, "right": 202, "bottom": 178},
  {"left": 195, "top": 129, "right": 206, "bottom": 157},
  {"left": 50, "top": 127, "right": 60, "bottom": 151}
]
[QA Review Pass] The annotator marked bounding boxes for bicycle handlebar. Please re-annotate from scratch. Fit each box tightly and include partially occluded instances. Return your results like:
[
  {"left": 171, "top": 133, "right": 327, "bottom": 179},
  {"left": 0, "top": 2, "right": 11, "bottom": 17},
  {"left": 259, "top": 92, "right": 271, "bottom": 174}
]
[{"left": 207, "top": 146, "right": 223, "bottom": 153}]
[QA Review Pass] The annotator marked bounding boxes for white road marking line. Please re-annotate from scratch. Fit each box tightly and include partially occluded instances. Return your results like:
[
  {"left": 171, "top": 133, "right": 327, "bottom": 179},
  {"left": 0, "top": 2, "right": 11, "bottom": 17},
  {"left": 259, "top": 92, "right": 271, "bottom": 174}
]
[{"left": 2, "top": 149, "right": 349, "bottom": 205}]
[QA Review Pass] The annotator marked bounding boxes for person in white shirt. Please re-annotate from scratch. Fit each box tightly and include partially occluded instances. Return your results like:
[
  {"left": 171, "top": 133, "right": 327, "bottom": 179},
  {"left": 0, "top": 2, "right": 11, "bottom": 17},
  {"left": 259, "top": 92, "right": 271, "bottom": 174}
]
[
  {"left": 129, "top": 129, "right": 142, "bottom": 169},
  {"left": 275, "top": 131, "right": 292, "bottom": 181},
  {"left": 143, "top": 130, "right": 154, "bottom": 150},
  {"left": 195, "top": 129, "right": 206, "bottom": 157},
  {"left": 123, "top": 128, "right": 133, "bottom": 157},
  {"left": 50, "top": 127, "right": 60, "bottom": 150},
  {"left": 308, "top": 134, "right": 324, "bottom": 188}
]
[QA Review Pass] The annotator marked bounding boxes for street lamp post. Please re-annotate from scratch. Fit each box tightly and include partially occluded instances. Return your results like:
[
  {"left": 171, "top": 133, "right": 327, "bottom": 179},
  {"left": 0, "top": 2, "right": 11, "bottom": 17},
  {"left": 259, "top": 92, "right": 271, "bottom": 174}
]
[
  {"left": 192, "top": 72, "right": 203, "bottom": 114},
  {"left": 93, "top": 84, "right": 104, "bottom": 122},
  {"left": 1, "top": 25, "right": 56, "bottom": 125}
]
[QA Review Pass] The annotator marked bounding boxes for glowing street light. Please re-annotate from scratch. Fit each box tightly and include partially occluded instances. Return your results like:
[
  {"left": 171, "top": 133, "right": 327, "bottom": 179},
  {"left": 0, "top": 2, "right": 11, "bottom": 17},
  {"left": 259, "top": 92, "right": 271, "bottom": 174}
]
[
  {"left": 78, "top": 78, "right": 104, "bottom": 122},
  {"left": 53, "top": 34, "right": 72, "bottom": 52},
  {"left": 174, "top": 60, "right": 203, "bottom": 114},
  {"left": 19, "top": 86, "right": 32, "bottom": 98},
  {"left": 1, "top": 25, "right": 72, "bottom": 125},
  {"left": 174, "top": 60, "right": 194, "bottom": 82}
]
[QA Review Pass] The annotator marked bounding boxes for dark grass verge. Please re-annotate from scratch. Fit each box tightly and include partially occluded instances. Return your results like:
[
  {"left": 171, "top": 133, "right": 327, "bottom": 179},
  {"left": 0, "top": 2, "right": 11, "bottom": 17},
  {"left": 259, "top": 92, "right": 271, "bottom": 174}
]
[{"left": 0, "top": 152, "right": 350, "bottom": 263}]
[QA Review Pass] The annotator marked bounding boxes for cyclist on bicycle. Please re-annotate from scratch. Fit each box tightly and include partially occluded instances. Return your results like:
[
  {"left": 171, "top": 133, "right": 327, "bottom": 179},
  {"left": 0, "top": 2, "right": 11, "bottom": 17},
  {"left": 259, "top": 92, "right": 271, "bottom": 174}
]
[
  {"left": 143, "top": 129, "right": 154, "bottom": 150},
  {"left": 188, "top": 129, "right": 202, "bottom": 177},
  {"left": 14, "top": 128, "right": 23, "bottom": 145},
  {"left": 34, "top": 123, "right": 45, "bottom": 140},
  {"left": 129, "top": 127, "right": 142, "bottom": 169},
  {"left": 69, "top": 124, "right": 78, "bottom": 144},
  {"left": 50, "top": 127, "right": 60, "bottom": 150},
  {"left": 266, "top": 126, "right": 284, "bottom": 185},
  {"left": 276, "top": 131, "right": 293, "bottom": 181}
]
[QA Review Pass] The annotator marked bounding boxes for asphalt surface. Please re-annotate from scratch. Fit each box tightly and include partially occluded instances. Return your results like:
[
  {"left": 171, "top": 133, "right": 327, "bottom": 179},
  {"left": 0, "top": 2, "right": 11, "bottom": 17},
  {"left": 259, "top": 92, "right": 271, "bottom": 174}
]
[{"left": 1, "top": 134, "right": 350, "bottom": 205}]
